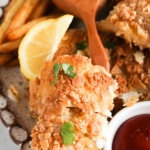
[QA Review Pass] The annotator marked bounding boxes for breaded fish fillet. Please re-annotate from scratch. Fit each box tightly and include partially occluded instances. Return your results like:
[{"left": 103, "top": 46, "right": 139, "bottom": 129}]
[
  {"left": 30, "top": 55, "right": 117, "bottom": 150},
  {"left": 97, "top": 0, "right": 150, "bottom": 49}
]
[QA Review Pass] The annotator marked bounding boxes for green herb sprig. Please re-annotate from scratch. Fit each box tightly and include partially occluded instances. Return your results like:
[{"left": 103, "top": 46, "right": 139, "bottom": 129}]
[
  {"left": 74, "top": 41, "right": 87, "bottom": 54},
  {"left": 50, "top": 63, "right": 76, "bottom": 86},
  {"left": 61, "top": 122, "right": 75, "bottom": 145}
]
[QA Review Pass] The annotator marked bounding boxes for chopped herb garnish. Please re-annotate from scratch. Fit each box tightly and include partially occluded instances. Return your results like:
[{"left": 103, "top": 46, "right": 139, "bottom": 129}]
[
  {"left": 50, "top": 63, "right": 61, "bottom": 86},
  {"left": 74, "top": 41, "right": 87, "bottom": 54},
  {"left": 62, "top": 63, "right": 76, "bottom": 78},
  {"left": 61, "top": 122, "right": 75, "bottom": 145},
  {"left": 50, "top": 63, "right": 76, "bottom": 86},
  {"left": 112, "top": 75, "right": 116, "bottom": 79},
  {"left": 105, "top": 41, "right": 116, "bottom": 49}
]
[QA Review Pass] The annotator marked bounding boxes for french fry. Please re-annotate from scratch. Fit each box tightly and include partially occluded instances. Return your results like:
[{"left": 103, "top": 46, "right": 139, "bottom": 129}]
[
  {"left": 0, "top": 0, "right": 25, "bottom": 44},
  {"left": 28, "top": 0, "right": 50, "bottom": 20},
  {"left": 6, "top": 0, "right": 40, "bottom": 35},
  {"left": 0, "top": 53, "right": 13, "bottom": 66},
  {"left": 3, "top": 0, "right": 20, "bottom": 18},
  {"left": 0, "top": 39, "right": 22, "bottom": 53},
  {"left": 7, "top": 15, "right": 61, "bottom": 41}
]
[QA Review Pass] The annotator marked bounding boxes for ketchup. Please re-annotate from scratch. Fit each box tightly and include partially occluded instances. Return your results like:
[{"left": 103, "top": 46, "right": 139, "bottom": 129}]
[{"left": 112, "top": 114, "right": 150, "bottom": 150}]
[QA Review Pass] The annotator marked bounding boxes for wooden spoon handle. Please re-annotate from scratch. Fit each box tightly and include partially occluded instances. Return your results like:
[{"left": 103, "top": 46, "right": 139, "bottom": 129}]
[{"left": 83, "top": 16, "right": 110, "bottom": 71}]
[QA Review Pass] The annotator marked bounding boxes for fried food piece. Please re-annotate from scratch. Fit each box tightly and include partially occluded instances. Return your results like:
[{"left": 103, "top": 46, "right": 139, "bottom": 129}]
[
  {"left": 6, "top": 0, "right": 40, "bottom": 35},
  {"left": 106, "top": 37, "right": 150, "bottom": 112},
  {"left": 30, "top": 55, "right": 118, "bottom": 150},
  {"left": 53, "top": 29, "right": 88, "bottom": 59},
  {"left": 97, "top": 0, "right": 150, "bottom": 49},
  {"left": 7, "top": 15, "right": 61, "bottom": 41},
  {"left": 0, "top": 0, "right": 24, "bottom": 44},
  {"left": 110, "top": 42, "right": 150, "bottom": 94},
  {"left": 27, "top": 0, "right": 50, "bottom": 20},
  {"left": 0, "top": 39, "right": 22, "bottom": 53}
]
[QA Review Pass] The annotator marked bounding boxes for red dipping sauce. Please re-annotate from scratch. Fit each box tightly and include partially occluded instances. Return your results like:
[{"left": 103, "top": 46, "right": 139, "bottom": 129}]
[{"left": 112, "top": 114, "right": 150, "bottom": 150}]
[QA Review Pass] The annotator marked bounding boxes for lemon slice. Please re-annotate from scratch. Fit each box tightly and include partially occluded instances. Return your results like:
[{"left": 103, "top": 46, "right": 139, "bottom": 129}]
[{"left": 18, "top": 14, "right": 74, "bottom": 80}]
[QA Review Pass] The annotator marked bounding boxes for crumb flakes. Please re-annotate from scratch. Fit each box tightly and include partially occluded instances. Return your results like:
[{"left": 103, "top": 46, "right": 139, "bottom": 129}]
[
  {"left": 134, "top": 51, "right": 145, "bottom": 64},
  {"left": 119, "top": 91, "right": 140, "bottom": 107}
]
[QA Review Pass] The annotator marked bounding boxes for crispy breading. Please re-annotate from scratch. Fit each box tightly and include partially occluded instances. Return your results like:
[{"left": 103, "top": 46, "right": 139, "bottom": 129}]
[
  {"left": 109, "top": 39, "right": 150, "bottom": 112},
  {"left": 97, "top": 0, "right": 150, "bottom": 49},
  {"left": 30, "top": 55, "right": 117, "bottom": 150},
  {"left": 110, "top": 43, "right": 150, "bottom": 94},
  {"left": 53, "top": 29, "right": 88, "bottom": 59}
]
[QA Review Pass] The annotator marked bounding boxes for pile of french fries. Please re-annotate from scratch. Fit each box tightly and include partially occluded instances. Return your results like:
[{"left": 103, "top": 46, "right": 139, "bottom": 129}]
[{"left": 0, "top": 0, "right": 62, "bottom": 67}]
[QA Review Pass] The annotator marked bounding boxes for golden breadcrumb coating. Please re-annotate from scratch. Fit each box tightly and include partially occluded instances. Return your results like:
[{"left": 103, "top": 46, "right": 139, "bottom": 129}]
[
  {"left": 30, "top": 55, "right": 117, "bottom": 150},
  {"left": 97, "top": 0, "right": 150, "bottom": 49}
]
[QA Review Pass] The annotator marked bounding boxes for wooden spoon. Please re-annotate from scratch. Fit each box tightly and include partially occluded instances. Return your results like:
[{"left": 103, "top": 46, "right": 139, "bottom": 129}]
[{"left": 52, "top": 0, "right": 110, "bottom": 71}]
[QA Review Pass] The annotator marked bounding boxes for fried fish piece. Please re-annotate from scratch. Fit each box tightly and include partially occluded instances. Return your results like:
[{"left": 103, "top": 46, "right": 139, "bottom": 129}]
[
  {"left": 97, "top": 0, "right": 150, "bottom": 49},
  {"left": 30, "top": 55, "right": 117, "bottom": 150}
]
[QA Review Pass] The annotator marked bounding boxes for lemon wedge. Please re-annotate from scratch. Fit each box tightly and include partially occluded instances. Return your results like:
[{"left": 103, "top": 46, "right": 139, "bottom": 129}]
[{"left": 18, "top": 14, "right": 74, "bottom": 80}]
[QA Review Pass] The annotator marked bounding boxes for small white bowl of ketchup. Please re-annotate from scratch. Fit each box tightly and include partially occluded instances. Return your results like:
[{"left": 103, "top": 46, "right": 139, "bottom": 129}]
[{"left": 104, "top": 101, "right": 150, "bottom": 150}]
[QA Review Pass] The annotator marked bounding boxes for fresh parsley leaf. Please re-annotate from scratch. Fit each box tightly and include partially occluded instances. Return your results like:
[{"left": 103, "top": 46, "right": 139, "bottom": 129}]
[
  {"left": 51, "top": 63, "right": 76, "bottom": 85},
  {"left": 61, "top": 122, "right": 75, "bottom": 145},
  {"left": 74, "top": 41, "right": 87, "bottom": 54},
  {"left": 76, "top": 41, "right": 87, "bottom": 50},
  {"left": 62, "top": 63, "right": 71, "bottom": 74},
  {"left": 50, "top": 63, "right": 61, "bottom": 86},
  {"left": 50, "top": 80, "right": 57, "bottom": 86},
  {"left": 105, "top": 41, "right": 116, "bottom": 49},
  {"left": 53, "top": 63, "right": 61, "bottom": 79},
  {"left": 69, "top": 71, "right": 76, "bottom": 79},
  {"left": 62, "top": 63, "right": 76, "bottom": 79},
  {"left": 112, "top": 75, "right": 116, "bottom": 79},
  {"left": 67, "top": 66, "right": 76, "bottom": 78}
]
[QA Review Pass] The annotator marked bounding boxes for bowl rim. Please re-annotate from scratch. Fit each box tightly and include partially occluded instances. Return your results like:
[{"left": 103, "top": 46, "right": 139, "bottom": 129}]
[{"left": 103, "top": 101, "right": 150, "bottom": 150}]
